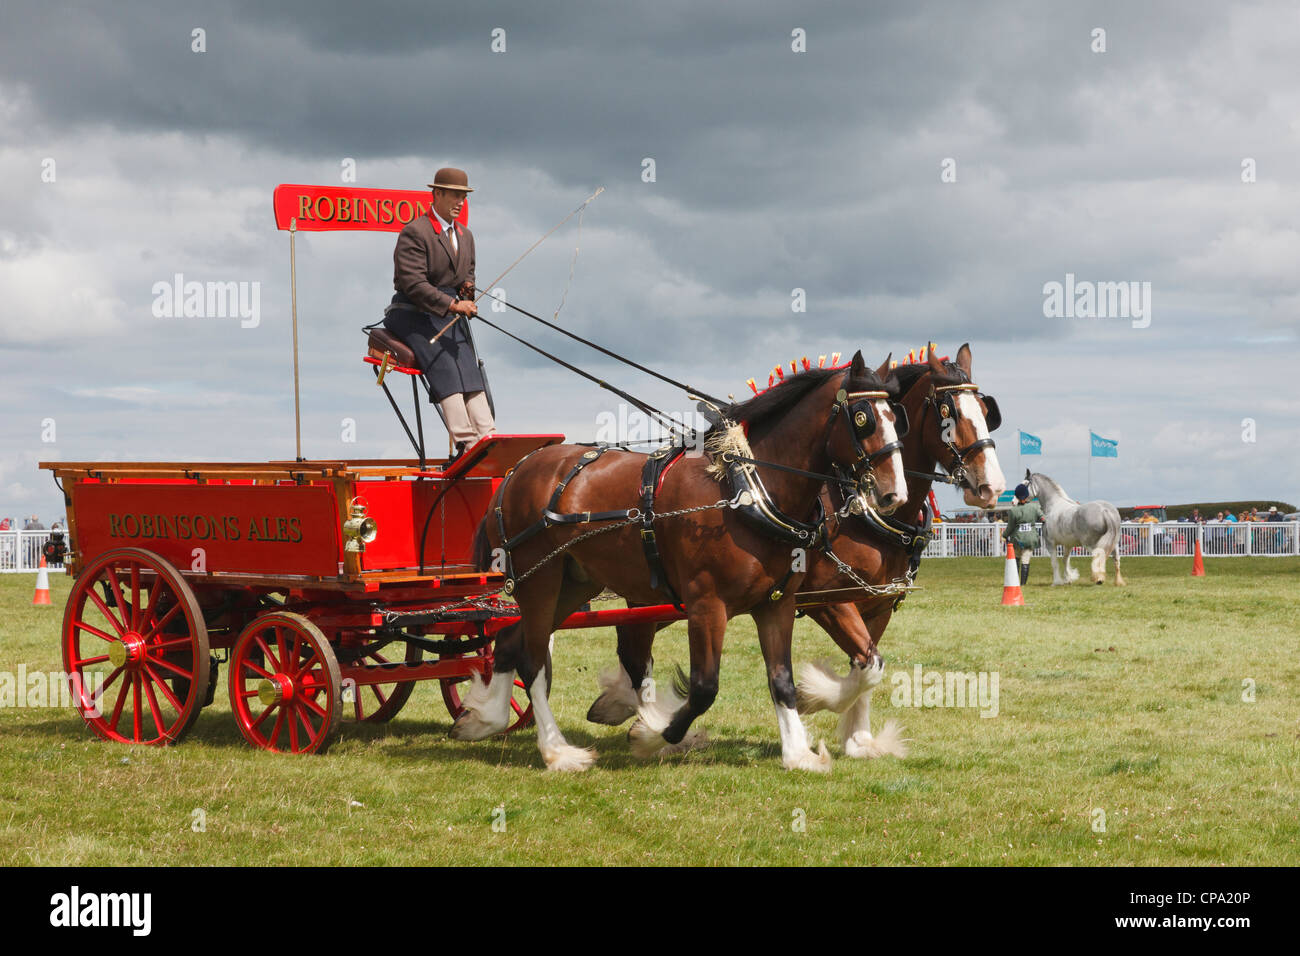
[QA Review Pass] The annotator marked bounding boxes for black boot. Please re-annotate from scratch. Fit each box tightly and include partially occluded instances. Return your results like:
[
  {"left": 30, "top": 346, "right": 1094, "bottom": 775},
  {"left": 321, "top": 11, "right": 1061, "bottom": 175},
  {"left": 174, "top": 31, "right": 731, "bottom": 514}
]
[
  {"left": 445, "top": 440, "right": 469, "bottom": 466},
  {"left": 1019, "top": 562, "right": 1030, "bottom": 587}
]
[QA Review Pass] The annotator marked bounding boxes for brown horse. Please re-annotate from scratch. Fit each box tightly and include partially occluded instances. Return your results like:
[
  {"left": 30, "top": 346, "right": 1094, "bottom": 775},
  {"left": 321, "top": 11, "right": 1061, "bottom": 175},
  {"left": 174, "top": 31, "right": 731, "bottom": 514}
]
[
  {"left": 458, "top": 351, "right": 907, "bottom": 771},
  {"left": 587, "top": 344, "right": 1006, "bottom": 759}
]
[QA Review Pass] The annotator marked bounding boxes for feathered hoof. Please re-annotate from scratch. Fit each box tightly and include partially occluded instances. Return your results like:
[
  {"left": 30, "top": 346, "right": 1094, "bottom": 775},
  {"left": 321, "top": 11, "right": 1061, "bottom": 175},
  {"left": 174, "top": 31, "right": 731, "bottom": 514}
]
[
  {"left": 586, "top": 665, "right": 640, "bottom": 725},
  {"left": 844, "top": 719, "right": 909, "bottom": 759},
  {"left": 587, "top": 696, "right": 637, "bottom": 726},
  {"left": 796, "top": 658, "right": 877, "bottom": 715},
  {"left": 782, "top": 740, "right": 832, "bottom": 773},
  {"left": 449, "top": 709, "right": 508, "bottom": 742},
  {"left": 1115, "top": 575, "right": 1127, "bottom": 587},
  {"left": 627, "top": 719, "right": 666, "bottom": 760},
  {"left": 542, "top": 743, "right": 597, "bottom": 772}
]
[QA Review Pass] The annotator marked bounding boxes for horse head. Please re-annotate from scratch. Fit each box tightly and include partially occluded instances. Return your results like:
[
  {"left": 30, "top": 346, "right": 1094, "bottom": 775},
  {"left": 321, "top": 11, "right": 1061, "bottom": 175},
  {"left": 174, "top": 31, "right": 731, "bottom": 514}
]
[
  {"left": 822, "top": 351, "right": 909, "bottom": 514},
  {"left": 909, "top": 343, "right": 1006, "bottom": 508}
]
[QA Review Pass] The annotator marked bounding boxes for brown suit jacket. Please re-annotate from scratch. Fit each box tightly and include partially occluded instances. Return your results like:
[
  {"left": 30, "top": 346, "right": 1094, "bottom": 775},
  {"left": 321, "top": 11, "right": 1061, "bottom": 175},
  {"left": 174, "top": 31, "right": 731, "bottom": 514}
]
[{"left": 392, "top": 213, "right": 475, "bottom": 317}]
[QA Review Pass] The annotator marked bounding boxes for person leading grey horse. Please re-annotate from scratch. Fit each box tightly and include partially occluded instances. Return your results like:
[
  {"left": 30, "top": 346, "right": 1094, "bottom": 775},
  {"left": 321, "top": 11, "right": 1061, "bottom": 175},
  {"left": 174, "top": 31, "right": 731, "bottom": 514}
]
[{"left": 1002, "top": 483, "right": 1043, "bottom": 586}]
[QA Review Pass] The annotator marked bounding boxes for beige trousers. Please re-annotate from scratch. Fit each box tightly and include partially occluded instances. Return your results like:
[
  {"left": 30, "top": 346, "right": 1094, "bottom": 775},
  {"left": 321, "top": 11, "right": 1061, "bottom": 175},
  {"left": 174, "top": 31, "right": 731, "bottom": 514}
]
[{"left": 439, "top": 390, "right": 495, "bottom": 448}]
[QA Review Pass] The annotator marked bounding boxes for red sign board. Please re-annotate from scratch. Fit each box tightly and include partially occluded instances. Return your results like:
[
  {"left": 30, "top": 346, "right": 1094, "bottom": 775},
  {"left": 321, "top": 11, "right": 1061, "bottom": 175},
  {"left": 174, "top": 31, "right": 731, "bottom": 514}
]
[
  {"left": 273, "top": 184, "right": 469, "bottom": 233},
  {"left": 72, "top": 482, "right": 345, "bottom": 578}
]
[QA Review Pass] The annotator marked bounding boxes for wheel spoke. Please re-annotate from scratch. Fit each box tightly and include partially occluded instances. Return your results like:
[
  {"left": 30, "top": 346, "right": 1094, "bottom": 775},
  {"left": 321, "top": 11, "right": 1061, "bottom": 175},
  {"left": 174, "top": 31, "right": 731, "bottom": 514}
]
[
  {"left": 86, "top": 584, "right": 126, "bottom": 638},
  {"left": 294, "top": 705, "right": 317, "bottom": 750},
  {"left": 143, "top": 675, "right": 167, "bottom": 738},
  {"left": 148, "top": 656, "right": 192, "bottom": 680},
  {"left": 143, "top": 662, "right": 183, "bottom": 712},
  {"left": 297, "top": 693, "right": 327, "bottom": 720},
  {"left": 255, "top": 635, "right": 281, "bottom": 672},
  {"left": 106, "top": 566, "right": 130, "bottom": 635},
  {"left": 276, "top": 629, "right": 288, "bottom": 678},
  {"left": 138, "top": 602, "right": 182, "bottom": 643},
  {"left": 131, "top": 673, "right": 143, "bottom": 742},
  {"left": 129, "top": 564, "right": 141, "bottom": 632},
  {"left": 72, "top": 654, "right": 112, "bottom": 667},
  {"left": 240, "top": 658, "right": 274, "bottom": 681},
  {"left": 269, "top": 708, "right": 287, "bottom": 748},
  {"left": 251, "top": 701, "right": 280, "bottom": 731},
  {"left": 288, "top": 705, "right": 300, "bottom": 751},
  {"left": 109, "top": 674, "right": 130, "bottom": 733},
  {"left": 73, "top": 618, "right": 119, "bottom": 643}
]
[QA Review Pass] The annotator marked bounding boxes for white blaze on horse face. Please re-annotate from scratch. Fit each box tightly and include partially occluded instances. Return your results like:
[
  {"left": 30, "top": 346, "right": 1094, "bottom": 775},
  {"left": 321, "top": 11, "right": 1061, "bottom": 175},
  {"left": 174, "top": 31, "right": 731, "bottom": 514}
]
[
  {"left": 953, "top": 392, "right": 1005, "bottom": 506},
  {"left": 872, "top": 399, "right": 907, "bottom": 508}
]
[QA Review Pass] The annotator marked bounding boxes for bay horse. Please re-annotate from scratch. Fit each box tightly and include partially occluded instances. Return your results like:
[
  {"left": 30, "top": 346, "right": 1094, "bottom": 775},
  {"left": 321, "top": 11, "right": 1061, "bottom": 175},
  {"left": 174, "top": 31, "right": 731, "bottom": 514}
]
[
  {"left": 458, "top": 351, "right": 907, "bottom": 771},
  {"left": 587, "top": 344, "right": 1006, "bottom": 758},
  {"left": 1024, "top": 472, "right": 1126, "bottom": 585}
]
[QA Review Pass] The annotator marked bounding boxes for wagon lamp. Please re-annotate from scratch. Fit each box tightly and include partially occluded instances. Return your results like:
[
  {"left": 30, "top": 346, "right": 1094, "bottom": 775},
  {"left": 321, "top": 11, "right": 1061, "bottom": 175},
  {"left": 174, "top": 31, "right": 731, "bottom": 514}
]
[{"left": 343, "top": 498, "right": 378, "bottom": 553}]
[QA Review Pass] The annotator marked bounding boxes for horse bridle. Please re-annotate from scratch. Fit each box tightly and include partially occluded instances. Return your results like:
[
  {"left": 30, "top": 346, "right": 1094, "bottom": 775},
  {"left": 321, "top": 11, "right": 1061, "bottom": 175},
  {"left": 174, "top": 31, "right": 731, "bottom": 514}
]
[
  {"left": 909, "top": 380, "right": 1001, "bottom": 492},
  {"left": 826, "top": 385, "right": 909, "bottom": 491}
]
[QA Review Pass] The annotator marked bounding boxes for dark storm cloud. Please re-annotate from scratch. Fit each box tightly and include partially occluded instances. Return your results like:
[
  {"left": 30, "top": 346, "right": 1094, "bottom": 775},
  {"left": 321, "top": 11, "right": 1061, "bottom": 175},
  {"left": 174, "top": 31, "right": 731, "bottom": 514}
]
[{"left": 1, "top": 0, "right": 1298, "bottom": 522}]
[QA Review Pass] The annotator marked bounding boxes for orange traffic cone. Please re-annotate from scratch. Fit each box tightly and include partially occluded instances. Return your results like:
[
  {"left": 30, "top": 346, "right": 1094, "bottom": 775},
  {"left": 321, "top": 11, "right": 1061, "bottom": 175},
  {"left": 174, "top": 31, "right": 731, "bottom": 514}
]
[
  {"left": 32, "top": 554, "right": 52, "bottom": 606},
  {"left": 1001, "top": 541, "right": 1024, "bottom": 606},
  {"left": 1191, "top": 536, "right": 1205, "bottom": 577}
]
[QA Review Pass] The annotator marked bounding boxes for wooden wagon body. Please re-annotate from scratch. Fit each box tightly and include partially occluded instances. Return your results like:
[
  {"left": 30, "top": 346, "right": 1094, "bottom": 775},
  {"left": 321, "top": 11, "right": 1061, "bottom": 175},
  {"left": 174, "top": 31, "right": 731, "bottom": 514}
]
[{"left": 39, "top": 435, "right": 686, "bottom": 753}]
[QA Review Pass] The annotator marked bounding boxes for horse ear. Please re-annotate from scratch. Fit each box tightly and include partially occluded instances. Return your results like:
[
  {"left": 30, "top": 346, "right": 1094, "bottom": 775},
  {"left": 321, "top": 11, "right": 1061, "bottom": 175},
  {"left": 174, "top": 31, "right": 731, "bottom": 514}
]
[
  {"left": 927, "top": 344, "right": 945, "bottom": 373},
  {"left": 1025, "top": 468, "right": 1031, "bottom": 481},
  {"left": 874, "top": 353, "right": 892, "bottom": 379},
  {"left": 956, "top": 343, "right": 972, "bottom": 374},
  {"left": 850, "top": 350, "right": 865, "bottom": 375}
]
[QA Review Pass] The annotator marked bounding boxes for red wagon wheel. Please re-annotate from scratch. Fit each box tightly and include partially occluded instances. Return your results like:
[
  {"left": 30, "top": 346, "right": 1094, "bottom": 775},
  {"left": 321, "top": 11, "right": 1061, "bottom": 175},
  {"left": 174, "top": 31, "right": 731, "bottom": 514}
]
[
  {"left": 347, "top": 641, "right": 420, "bottom": 723},
  {"left": 439, "top": 644, "right": 533, "bottom": 734},
  {"left": 61, "top": 547, "right": 210, "bottom": 746},
  {"left": 228, "top": 612, "right": 342, "bottom": 754}
]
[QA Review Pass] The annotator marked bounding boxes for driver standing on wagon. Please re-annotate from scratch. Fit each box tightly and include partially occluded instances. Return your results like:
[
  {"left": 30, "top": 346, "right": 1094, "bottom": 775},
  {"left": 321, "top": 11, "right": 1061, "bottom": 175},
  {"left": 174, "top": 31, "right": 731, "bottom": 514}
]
[{"left": 384, "top": 167, "right": 495, "bottom": 460}]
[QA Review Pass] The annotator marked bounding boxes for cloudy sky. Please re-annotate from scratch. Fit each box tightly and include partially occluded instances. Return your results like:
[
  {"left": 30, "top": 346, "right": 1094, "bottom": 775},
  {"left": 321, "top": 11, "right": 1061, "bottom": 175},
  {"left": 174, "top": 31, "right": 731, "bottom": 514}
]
[{"left": 2, "top": 0, "right": 1297, "bottom": 523}]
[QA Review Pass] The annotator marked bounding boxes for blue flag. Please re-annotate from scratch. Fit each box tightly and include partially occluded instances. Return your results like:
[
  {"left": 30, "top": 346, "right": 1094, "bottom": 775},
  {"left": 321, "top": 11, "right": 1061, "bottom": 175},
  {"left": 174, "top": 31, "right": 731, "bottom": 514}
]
[
  {"left": 1019, "top": 431, "right": 1042, "bottom": 455},
  {"left": 1090, "top": 432, "right": 1118, "bottom": 458}
]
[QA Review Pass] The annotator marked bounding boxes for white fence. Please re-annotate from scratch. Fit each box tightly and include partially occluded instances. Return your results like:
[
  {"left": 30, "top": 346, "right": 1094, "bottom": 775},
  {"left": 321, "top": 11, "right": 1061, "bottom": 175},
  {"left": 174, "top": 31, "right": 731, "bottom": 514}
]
[
  {"left": 2, "top": 522, "right": 1296, "bottom": 574},
  {"left": 925, "top": 521, "right": 1300, "bottom": 558},
  {"left": 0, "top": 530, "right": 69, "bottom": 573}
]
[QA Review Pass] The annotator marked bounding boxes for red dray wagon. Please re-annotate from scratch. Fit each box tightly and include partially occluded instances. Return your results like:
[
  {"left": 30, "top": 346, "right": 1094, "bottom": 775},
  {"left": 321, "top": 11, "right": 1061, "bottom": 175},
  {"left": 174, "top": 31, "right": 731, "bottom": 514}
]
[{"left": 40, "top": 436, "right": 688, "bottom": 754}]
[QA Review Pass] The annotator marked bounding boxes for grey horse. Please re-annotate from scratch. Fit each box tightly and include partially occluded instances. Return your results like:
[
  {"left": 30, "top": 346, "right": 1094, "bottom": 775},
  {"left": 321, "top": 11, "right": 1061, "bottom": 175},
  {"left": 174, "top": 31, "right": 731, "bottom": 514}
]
[{"left": 1024, "top": 472, "right": 1126, "bottom": 585}]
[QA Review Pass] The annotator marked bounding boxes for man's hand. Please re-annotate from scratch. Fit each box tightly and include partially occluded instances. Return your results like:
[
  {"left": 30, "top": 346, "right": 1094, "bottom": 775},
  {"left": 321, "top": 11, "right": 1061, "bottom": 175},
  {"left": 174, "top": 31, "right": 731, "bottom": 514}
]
[{"left": 448, "top": 299, "right": 478, "bottom": 317}]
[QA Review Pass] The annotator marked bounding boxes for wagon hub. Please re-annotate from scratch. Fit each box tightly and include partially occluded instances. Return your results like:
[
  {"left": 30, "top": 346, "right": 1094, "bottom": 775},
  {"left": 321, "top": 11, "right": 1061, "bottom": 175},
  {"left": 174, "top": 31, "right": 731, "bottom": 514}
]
[
  {"left": 257, "top": 674, "right": 295, "bottom": 706},
  {"left": 107, "top": 633, "right": 146, "bottom": 669}
]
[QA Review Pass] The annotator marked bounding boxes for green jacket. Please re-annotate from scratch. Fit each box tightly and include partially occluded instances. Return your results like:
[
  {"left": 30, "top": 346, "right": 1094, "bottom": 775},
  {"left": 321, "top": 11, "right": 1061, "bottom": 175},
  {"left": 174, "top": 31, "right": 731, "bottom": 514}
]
[{"left": 1004, "top": 500, "right": 1044, "bottom": 550}]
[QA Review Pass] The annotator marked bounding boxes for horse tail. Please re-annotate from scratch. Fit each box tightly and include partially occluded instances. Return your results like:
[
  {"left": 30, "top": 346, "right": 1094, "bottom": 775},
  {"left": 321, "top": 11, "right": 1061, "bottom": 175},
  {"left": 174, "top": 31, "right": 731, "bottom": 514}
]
[
  {"left": 472, "top": 516, "right": 494, "bottom": 572},
  {"left": 473, "top": 481, "right": 506, "bottom": 572}
]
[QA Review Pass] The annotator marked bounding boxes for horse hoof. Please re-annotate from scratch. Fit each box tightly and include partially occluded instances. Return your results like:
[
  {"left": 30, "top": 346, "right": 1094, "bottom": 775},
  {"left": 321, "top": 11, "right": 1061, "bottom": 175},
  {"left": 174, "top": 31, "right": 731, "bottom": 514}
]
[
  {"left": 586, "top": 695, "right": 637, "bottom": 725},
  {"left": 783, "top": 740, "right": 832, "bottom": 773},
  {"left": 543, "top": 744, "right": 597, "bottom": 772}
]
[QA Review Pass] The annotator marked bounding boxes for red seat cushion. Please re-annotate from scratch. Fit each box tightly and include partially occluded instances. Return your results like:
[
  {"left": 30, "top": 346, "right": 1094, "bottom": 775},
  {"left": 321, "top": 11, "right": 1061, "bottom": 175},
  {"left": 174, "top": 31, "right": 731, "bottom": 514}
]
[{"left": 367, "top": 328, "right": 417, "bottom": 370}]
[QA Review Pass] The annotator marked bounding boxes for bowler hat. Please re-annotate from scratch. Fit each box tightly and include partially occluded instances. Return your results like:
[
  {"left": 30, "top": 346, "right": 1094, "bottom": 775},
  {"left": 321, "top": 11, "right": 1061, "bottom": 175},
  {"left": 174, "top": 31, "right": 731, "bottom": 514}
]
[{"left": 427, "top": 167, "right": 474, "bottom": 192}]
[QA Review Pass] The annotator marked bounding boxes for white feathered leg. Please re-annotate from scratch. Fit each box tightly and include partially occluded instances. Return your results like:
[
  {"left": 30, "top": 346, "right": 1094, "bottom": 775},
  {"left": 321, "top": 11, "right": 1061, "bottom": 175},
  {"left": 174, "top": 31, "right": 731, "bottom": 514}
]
[
  {"left": 448, "top": 668, "right": 518, "bottom": 740},
  {"left": 839, "top": 679, "right": 909, "bottom": 758},
  {"left": 775, "top": 703, "right": 832, "bottom": 772},
  {"left": 796, "top": 656, "right": 883, "bottom": 715},
  {"left": 586, "top": 661, "right": 642, "bottom": 725},
  {"left": 529, "top": 667, "right": 596, "bottom": 772},
  {"left": 626, "top": 668, "right": 707, "bottom": 758}
]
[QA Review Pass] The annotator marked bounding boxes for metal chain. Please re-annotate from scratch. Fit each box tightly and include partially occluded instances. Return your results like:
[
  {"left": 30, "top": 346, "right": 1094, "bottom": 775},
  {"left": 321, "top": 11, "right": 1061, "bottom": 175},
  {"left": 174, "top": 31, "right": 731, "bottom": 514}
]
[{"left": 820, "top": 543, "right": 917, "bottom": 598}]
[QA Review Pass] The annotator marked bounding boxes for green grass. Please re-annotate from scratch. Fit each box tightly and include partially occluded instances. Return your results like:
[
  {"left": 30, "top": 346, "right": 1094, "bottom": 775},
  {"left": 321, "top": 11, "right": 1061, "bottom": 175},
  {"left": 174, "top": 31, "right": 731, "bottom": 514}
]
[{"left": 2, "top": 557, "right": 1297, "bottom": 866}]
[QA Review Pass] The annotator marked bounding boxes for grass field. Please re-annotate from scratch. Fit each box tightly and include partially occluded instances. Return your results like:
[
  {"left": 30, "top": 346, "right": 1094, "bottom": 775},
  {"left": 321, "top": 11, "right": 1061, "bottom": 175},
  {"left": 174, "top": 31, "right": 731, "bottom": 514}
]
[{"left": 1, "top": 557, "right": 1297, "bottom": 866}]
